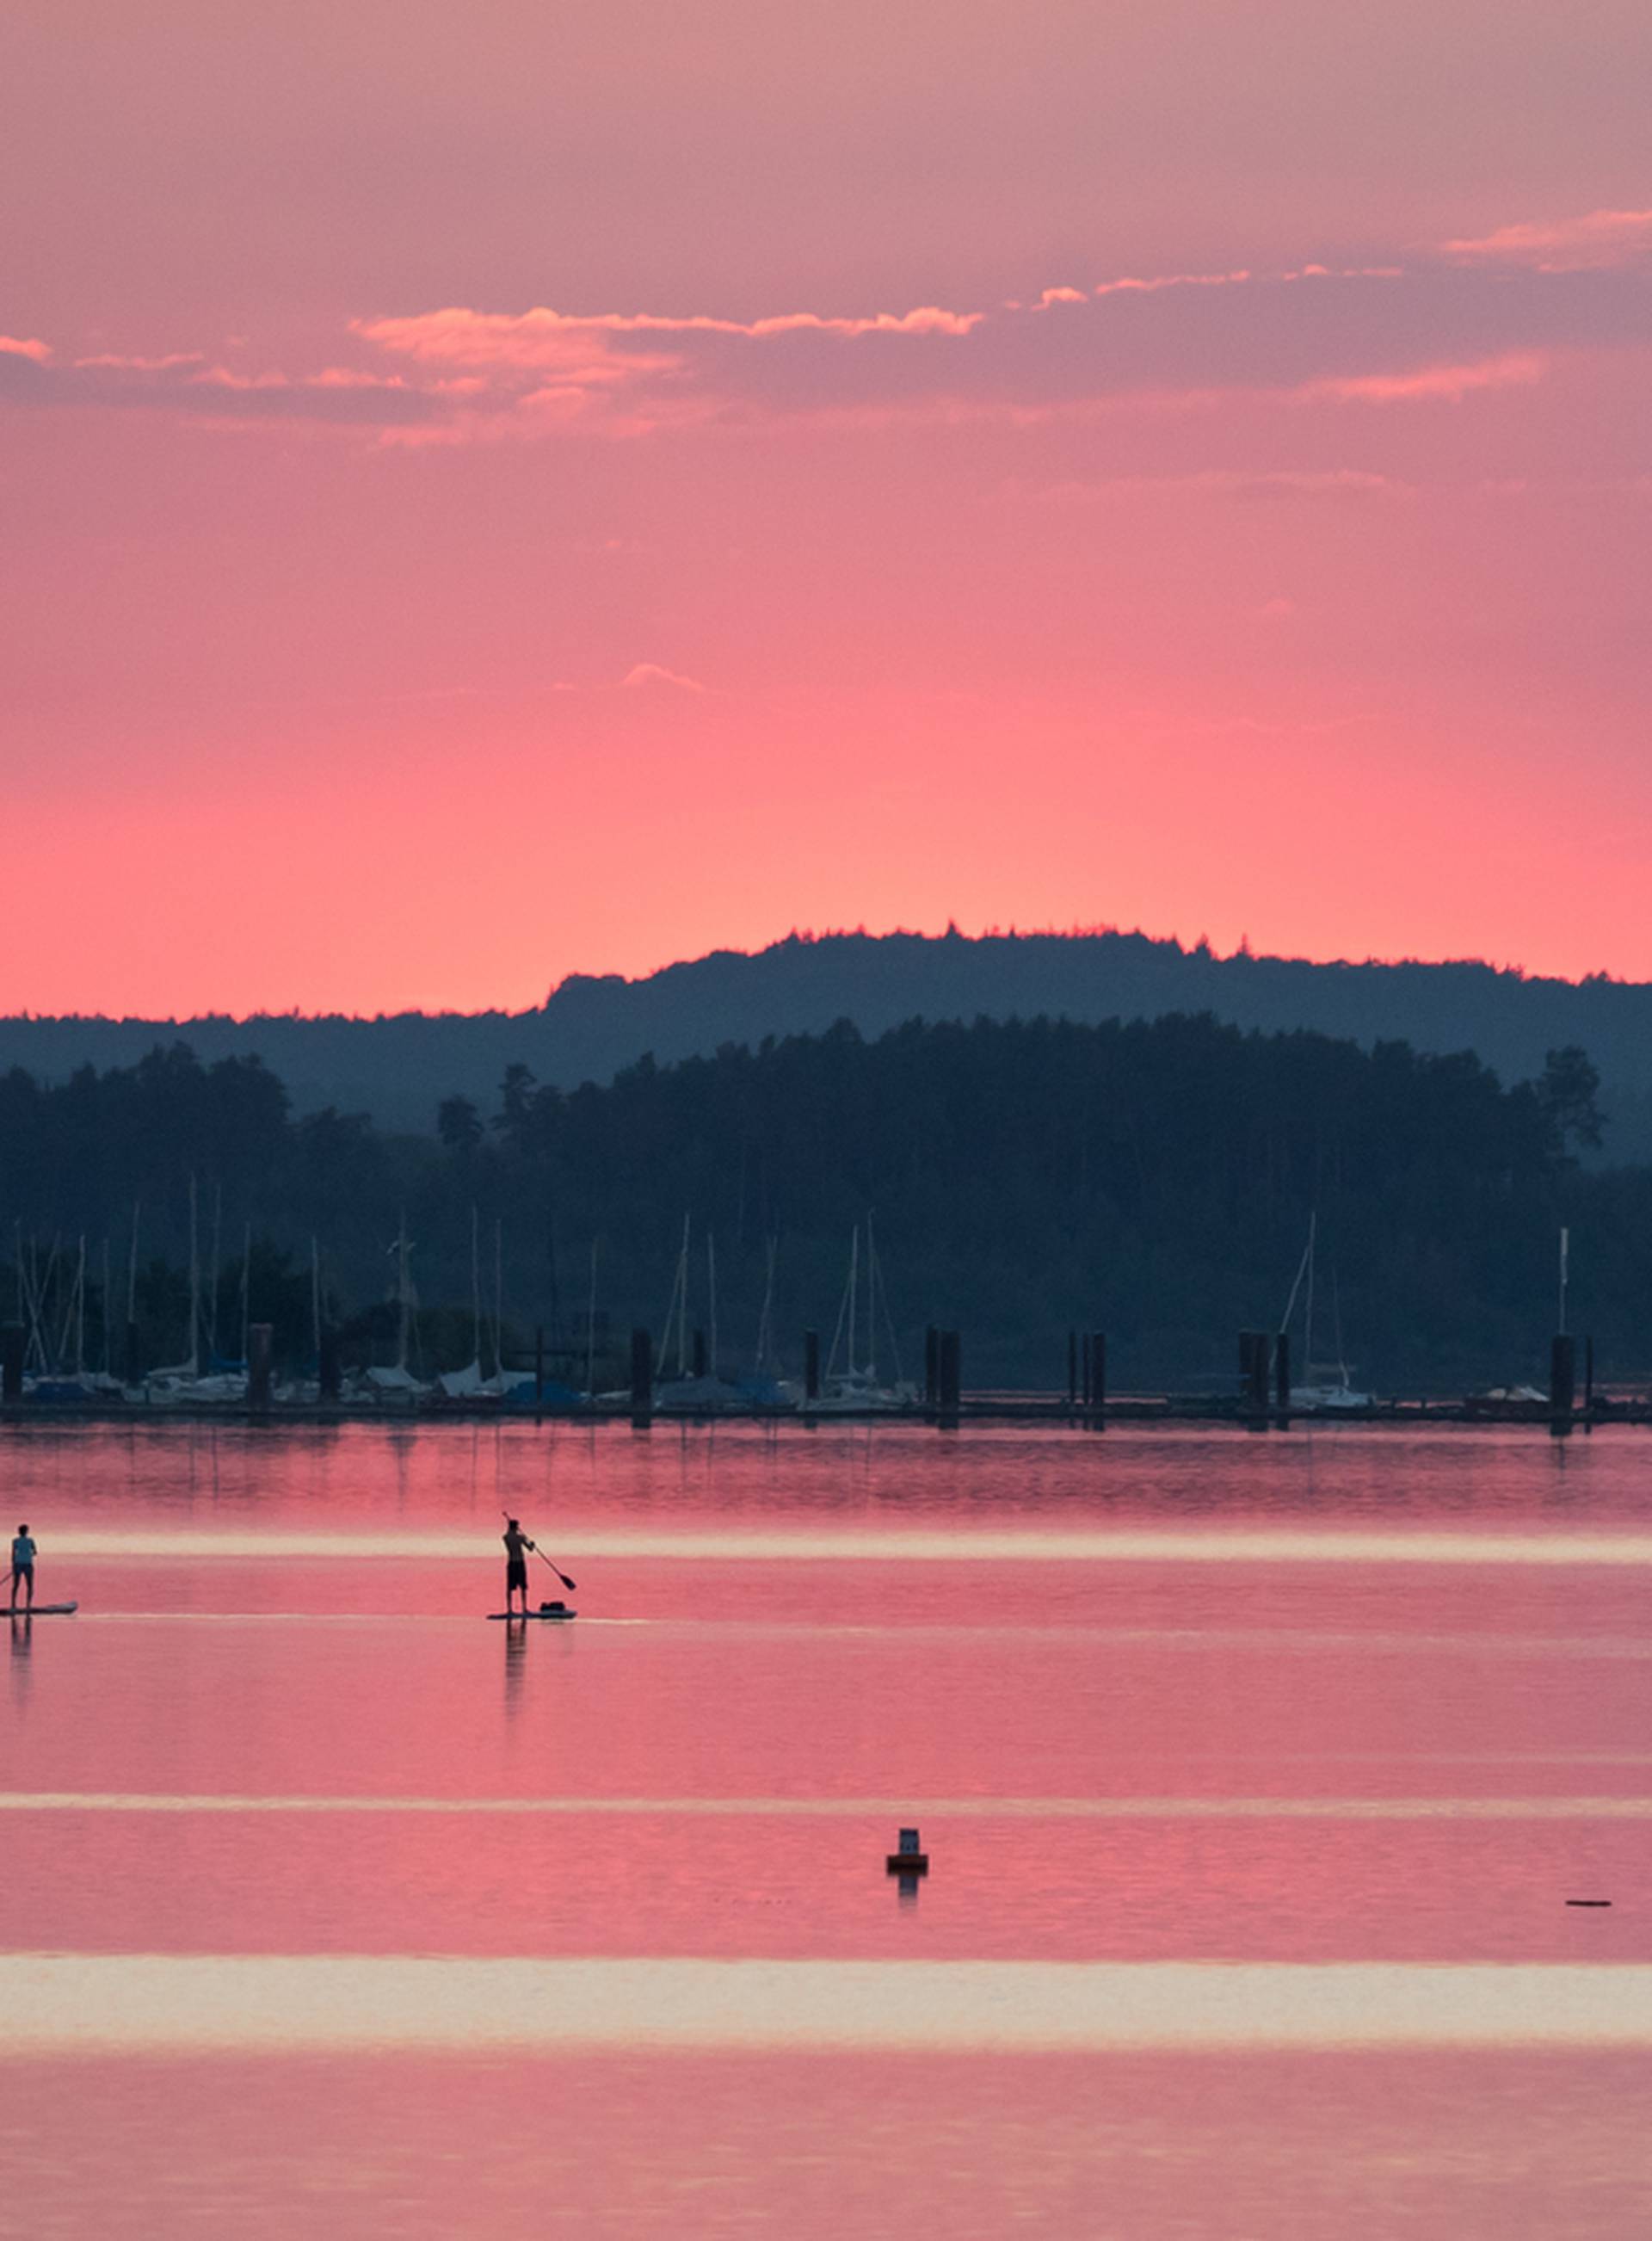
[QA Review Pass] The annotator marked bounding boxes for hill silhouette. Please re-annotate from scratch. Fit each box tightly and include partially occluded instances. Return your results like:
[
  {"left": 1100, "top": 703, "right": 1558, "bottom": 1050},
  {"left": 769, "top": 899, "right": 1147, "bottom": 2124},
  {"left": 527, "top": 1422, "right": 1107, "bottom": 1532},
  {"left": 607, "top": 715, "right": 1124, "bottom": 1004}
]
[{"left": 5, "top": 929, "right": 1651, "bottom": 1152}]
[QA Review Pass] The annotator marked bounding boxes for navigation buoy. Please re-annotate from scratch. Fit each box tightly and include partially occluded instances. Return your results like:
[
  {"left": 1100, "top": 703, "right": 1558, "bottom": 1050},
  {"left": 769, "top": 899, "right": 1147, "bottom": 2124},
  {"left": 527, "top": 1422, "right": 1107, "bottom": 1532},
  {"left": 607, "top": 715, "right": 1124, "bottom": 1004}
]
[{"left": 885, "top": 1826, "right": 929, "bottom": 1874}]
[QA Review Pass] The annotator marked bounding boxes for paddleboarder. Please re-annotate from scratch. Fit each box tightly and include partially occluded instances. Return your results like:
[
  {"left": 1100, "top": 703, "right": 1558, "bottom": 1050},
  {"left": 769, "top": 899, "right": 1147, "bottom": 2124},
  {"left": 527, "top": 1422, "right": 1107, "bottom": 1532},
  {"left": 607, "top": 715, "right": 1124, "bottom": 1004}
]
[
  {"left": 502, "top": 1518, "right": 537, "bottom": 1617},
  {"left": 10, "top": 1522, "right": 36, "bottom": 1614}
]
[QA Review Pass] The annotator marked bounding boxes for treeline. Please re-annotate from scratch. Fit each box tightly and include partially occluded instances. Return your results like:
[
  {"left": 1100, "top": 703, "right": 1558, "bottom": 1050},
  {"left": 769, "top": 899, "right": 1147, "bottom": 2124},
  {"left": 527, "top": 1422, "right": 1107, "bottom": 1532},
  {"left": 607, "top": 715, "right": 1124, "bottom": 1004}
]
[{"left": 0, "top": 1017, "right": 1634, "bottom": 1389}]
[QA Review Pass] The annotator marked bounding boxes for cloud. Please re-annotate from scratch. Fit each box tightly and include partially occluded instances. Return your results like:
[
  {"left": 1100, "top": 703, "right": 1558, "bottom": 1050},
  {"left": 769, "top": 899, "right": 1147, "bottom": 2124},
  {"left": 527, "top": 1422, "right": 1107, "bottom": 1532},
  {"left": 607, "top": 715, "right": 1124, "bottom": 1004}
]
[
  {"left": 620, "top": 663, "right": 706, "bottom": 693},
  {"left": 0, "top": 335, "right": 51, "bottom": 361},
  {"left": 1298, "top": 352, "right": 1546, "bottom": 404},
  {"left": 1023, "top": 468, "right": 1410, "bottom": 503},
  {"left": 1442, "top": 209, "right": 1652, "bottom": 271},
  {"left": 8, "top": 248, "right": 1638, "bottom": 447},
  {"left": 73, "top": 350, "right": 205, "bottom": 371}
]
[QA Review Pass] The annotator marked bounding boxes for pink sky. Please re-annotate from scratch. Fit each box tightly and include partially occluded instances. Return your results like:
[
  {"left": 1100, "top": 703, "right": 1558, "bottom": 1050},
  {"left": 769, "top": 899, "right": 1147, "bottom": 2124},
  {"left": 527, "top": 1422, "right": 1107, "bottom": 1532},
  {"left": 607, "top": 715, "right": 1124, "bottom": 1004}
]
[{"left": 3, "top": 0, "right": 1650, "bottom": 1015}]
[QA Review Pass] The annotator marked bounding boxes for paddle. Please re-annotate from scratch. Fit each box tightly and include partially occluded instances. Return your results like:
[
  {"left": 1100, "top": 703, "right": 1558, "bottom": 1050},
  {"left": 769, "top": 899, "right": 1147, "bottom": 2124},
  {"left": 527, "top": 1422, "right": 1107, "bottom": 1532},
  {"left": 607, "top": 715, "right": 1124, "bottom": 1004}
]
[{"left": 501, "top": 1509, "right": 576, "bottom": 1593}]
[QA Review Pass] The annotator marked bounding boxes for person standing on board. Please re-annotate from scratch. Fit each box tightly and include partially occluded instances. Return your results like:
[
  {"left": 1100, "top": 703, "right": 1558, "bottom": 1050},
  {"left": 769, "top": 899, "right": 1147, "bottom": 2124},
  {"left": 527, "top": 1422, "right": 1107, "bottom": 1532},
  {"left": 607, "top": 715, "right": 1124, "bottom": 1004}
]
[
  {"left": 502, "top": 1518, "right": 537, "bottom": 1616},
  {"left": 10, "top": 1523, "right": 36, "bottom": 1614}
]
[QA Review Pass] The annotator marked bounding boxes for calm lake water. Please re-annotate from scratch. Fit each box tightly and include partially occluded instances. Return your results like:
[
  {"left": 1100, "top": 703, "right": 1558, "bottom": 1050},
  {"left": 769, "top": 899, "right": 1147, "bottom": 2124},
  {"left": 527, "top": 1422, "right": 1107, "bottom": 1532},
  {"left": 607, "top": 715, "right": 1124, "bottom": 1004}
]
[{"left": 4, "top": 1420, "right": 1652, "bottom": 2235}]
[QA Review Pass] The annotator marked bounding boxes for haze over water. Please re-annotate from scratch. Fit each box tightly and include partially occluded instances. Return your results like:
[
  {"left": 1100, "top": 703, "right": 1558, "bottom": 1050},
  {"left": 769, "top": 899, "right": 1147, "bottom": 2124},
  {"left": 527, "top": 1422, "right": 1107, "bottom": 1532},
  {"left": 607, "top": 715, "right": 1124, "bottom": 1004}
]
[{"left": 5, "top": 1421, "right": 1652, "bottom": 2235}]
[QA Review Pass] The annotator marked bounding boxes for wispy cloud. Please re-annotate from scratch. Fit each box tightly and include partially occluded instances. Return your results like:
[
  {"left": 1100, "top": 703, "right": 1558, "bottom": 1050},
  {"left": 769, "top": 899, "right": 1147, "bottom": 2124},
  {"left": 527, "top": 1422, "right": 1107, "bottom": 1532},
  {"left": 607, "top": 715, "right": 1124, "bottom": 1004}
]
[
  {"left": 0, "top": 335, "right": 51, "bottom": 361},
  {"left": 1298, "top": 352, "right": 1547, "bottom": 404},
  {"left": 1441, "top": 208, "right": 1652, "bottom": 271},
  {"left": 620, "top": 663, "right": 706, "bottom": 693}
]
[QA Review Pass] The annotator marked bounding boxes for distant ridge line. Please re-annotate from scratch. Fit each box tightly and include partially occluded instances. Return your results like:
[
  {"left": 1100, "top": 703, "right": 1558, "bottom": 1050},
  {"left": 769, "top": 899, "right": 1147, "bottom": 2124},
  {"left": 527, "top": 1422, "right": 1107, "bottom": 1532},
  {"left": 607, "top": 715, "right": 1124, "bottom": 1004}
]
[{"left": 5, "top": 928, "right": 1652, "bottom": 1151}]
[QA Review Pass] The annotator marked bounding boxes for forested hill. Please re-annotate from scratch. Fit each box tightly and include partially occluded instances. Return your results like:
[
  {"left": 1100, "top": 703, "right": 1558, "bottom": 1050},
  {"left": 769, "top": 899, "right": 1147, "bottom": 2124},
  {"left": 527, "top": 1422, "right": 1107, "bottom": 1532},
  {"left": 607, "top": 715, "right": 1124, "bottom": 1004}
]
[
  {"left": 0, "top": 1013, "right": 1636, "bottom": 1392},
  {"left": 5, "top": 929, "right": 1652, "bottom": 1152}
]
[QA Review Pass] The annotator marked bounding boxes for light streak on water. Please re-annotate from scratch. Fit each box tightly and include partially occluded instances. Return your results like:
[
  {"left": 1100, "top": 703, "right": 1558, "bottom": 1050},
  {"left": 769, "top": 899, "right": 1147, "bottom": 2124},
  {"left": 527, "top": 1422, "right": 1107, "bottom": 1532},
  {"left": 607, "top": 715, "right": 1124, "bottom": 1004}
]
[
  {"left": 4, "top": 1956, "right": 1649, "bottom": 2051},
  {"left": 42, "top": 1527, "right": 1652, "bottom": 1565},
  {"left": 2, "top": 1791, "right": 1650, "bottom": 1818}
]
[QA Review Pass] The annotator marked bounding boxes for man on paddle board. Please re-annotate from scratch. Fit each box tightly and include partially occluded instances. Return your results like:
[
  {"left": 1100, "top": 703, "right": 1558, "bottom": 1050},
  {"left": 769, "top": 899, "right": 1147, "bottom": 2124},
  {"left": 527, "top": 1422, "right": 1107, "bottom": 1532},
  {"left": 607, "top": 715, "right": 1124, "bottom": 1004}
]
[
  {"left": 10, "top": 1523, "right": 36, "bottom": 1613},
  {"left": 502, "top": 1519, "right": 537, "bottom": 1617}
]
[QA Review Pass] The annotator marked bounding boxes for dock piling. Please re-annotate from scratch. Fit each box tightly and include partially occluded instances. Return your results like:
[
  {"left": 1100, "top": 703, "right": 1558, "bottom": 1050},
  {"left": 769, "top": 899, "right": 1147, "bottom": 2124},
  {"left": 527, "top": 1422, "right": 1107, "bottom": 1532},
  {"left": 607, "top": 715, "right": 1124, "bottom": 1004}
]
[
  {"left": 248, "top": 1323, "right": 273, "bottom": 1413},
  {"left": 1, "top": 1324, "right": 22, "bottom": 1404},
  {"left": 804, "top": 1329, "right": 820, "bottom": 1404},
  {"left": 630, "top": 1327, "right": 653, "bottom": 1426}
]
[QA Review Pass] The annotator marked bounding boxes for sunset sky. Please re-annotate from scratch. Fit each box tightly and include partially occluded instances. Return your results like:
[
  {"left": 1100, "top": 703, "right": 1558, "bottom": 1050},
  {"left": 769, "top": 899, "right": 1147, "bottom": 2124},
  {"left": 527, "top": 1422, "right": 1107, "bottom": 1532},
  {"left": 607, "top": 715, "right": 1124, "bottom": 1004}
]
[{"left": 4, "top": 0, "right": 1649, "bottom": 1016}]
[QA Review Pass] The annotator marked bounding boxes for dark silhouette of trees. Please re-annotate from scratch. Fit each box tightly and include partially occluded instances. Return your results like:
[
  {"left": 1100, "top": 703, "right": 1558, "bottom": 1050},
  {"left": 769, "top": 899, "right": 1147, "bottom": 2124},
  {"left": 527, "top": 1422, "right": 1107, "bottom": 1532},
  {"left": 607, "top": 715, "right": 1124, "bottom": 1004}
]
[{"left": 1, "top": 1016, "right": 1648, "bottom": 1388}]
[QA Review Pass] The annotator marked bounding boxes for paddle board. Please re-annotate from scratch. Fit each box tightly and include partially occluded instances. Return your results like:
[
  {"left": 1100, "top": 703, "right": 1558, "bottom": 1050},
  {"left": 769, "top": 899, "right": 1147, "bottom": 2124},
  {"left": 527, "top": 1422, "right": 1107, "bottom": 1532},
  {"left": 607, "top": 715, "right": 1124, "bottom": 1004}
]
[
  {"left": 488, "top": 1606, "right": 576, "bottom": 1621},
  {"left": 8, "top": 1602, "right": 77, "bottom": 1616}
]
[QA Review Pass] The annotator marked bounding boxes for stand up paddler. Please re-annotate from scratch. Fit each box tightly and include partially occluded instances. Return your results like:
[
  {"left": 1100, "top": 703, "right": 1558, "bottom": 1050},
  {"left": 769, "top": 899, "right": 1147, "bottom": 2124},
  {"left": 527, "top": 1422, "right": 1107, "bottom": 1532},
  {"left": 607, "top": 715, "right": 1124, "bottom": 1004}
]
[{"left": 502, "top": 1518, "right": 536, "bottom": 1617}]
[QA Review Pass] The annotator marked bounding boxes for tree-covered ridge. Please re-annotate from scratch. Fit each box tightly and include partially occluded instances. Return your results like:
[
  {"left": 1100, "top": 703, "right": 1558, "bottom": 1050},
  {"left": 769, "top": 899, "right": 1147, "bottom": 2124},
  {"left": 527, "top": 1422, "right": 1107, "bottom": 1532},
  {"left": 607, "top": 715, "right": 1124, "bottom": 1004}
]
[{"left": 0, "top": 1016, "right": 1624, "bottom": 1391}]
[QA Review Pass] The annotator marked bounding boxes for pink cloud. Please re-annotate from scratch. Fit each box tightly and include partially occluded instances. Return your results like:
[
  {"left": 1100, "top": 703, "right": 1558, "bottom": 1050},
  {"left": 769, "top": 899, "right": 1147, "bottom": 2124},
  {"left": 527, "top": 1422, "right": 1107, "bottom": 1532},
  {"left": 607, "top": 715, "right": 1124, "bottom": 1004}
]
[
  {"left": 0, "top": 335, "right": 51, "bottom": 361},
  {"left": 1298, "top": 352, "right": 1546, "bottom": 404},
  {"left": 353, "top": 302, "right": 980, "bottom": 373},
  {"left": 73, "top": 350, "right": 203, "bottom": 371},
  {"left": 621, "top": 663, "right": 706, "bottom": 693},
  {"left": 1442, "top": 208, "right": 1652, "bottom": 271}
]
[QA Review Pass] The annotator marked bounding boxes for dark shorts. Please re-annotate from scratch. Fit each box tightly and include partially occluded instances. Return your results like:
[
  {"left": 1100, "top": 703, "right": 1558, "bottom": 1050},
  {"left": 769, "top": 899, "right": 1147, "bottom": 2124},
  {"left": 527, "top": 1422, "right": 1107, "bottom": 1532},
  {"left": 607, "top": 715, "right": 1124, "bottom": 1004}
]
[
  {"left": 10, "top": 1565, "right": 33, "bottom": 1587},
  {"left": 506, "top": 1559, "right": 528, "bottom": 1590}
]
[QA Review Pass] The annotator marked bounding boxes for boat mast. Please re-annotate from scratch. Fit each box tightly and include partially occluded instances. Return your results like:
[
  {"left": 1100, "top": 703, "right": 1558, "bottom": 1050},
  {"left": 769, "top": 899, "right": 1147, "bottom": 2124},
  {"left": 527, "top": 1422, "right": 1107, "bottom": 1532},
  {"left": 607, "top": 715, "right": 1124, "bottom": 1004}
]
[
  {"left": 585, "top": 1238, "right": 598, "bottom": 1402},
  {"left": 847, "top": 1225, "right": 859, "bottom": 1380},
  {"left": 396, "top": 1210, "right": 411, "bottom": 1374},
  {"left": 707, "top": 1229, "right": 718, "bottom": 1383},
  {"left": 494, "top": 1216, "right": 503, "bottom": 1381},
  {"left": 208, "top": 1183, "right": 223, "bottom": 1363},
  {"left": 471, "top": 1205, "right": 483, "bottom": 1370},
  {"left": 1303, "top": 1209, "right": 1316, "bottom": 1383},
  {"left": 865, "top": 1213, "right": 878, "bottom": 1383},
  {"left": 1558, "top": 1225, "right": 1569, "bottom": 1336},
  {"left": 188, "top": 1175, "right": 200, "bottom": 1380},
  {"left": 240, "top": 1221, "right": 251, "bottom": 1371},
  {"left": 311, "top": 1236, "right": 322, "bottom": 1361},
  {"left": 676, "top": 1215, "right": 691, "bottom": 1377}
]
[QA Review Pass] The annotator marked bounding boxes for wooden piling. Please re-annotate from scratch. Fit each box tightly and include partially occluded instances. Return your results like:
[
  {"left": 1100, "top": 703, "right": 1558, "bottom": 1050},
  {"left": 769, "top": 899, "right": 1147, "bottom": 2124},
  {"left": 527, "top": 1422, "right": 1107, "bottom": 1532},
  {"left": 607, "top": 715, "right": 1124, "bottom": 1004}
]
[
  {"left": 1, "top": 1324, "right": 22, "bottom": 1404},
  {"left": 248, "top": 1323, "right": 274, "bottom": 1412},
  {"left": 1240, "top": 1330, "right": 1269, "bottom": 1413},
  {"left": 938, "top": 1329, "right": 961, "bottom": 1423},
  {"left": 630, "top": 1326, "right": 653, "bottom": 1425},
  {"left": 534, "top": 1324, "right": 545, "bottom": 1410},
  {"left": 1550, "top": 1333, "right": 1575, "bottom": 1426},
  {"left": 1273, "top": 1330, "right": 1291, "bottom": 1420},
  {"left": 1066, "top": 1330, "right": 1077, "bottom": 1410},
  {"left": 1584, "top": 1334, "right": 1595, "bottom": 1412},
  {"left": 1089, "top": 1331, "right": 1106, "bottom": 1420},
  {"left": 804, "top": 1329, "right": 820, "bottom": 1404}
]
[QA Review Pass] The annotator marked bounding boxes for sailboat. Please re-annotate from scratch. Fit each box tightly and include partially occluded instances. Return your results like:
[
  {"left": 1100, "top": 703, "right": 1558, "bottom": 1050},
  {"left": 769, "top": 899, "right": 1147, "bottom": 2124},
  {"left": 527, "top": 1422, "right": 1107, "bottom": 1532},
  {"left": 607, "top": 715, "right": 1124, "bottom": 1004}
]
[
  {"left": 652, "top": 1218, "right": 747, "bottom": 1411},
  {"left": 812, "top": 1217, "right": 916, "bottom": 1412},
  {"left": 1279, "top": 1212, "right": 1372, "bottom": 1412},
  {"left": 361, "top": 1213, "right": 425, "bottom": 1399}
]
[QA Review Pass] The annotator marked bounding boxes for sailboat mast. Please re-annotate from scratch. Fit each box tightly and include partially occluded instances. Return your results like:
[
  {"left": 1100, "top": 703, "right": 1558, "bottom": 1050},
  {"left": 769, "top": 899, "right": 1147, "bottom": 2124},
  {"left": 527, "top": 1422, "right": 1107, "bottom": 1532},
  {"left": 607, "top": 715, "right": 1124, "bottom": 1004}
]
[
  {"left": 1303, "top": 1209, "right": 1316, "bottom": 1381},
  {"left": 866, "top": 1213, "right": 878, "bottom": 1382},
  {"left": 585, "top": 1238, "right": 598, "bottom": 1402},
  {"left": 240, "top": 1221, "right": 251, "bottom": 1369},
  {"left": 102, "top": 1236, "right": 113, "bottom": 1378},
  {"left": 494, "top": 1217, "right": 503, "bottom": 1381},
  {"left": 707, "top": 1231, "right": 718, "bottom": 1384},
  {"left": 397, "top": 1210, "right": 410, "bottom": 1374},
  {"left": 311, "top": 1236, "right": 322, "bottom": 1359},
  {"left": 188, "top": 1175, "right": 200, "bottom": 1380},
  {"left": 1558, "top": 1225, "right": 1569, "bottom": 1336},
  {"left": 471, "top": 1205, "right": 482, "bottom": 1368},
  {"left": 676, "top": 1214, "right": 691, "bottom": 1377},
  {"left": 208, "top": 1183, "right": 223, "bottom": 1361},
  {"left": 848, "top": 1225, "right": 859, "bottom": 1379}
]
